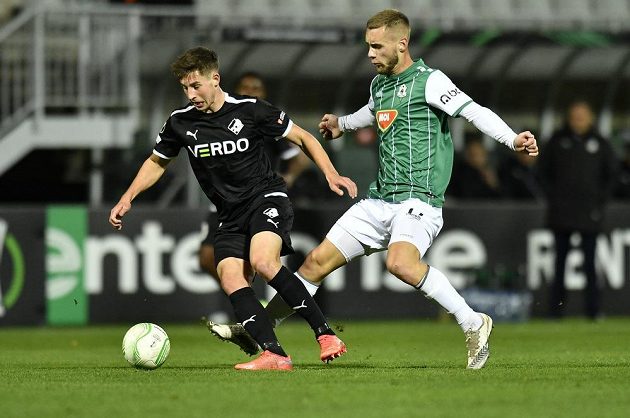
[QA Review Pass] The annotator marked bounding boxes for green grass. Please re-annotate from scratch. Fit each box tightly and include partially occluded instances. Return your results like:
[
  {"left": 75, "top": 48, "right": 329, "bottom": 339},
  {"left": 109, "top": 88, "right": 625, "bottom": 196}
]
[{"left": 1, "top": 319, "right": 629, "bottom": 418}]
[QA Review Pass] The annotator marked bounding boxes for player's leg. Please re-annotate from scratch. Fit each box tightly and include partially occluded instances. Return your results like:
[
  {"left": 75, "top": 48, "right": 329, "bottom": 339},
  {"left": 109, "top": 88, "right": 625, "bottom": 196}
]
[
  {"left": 200, "top": 214, "right": 259, "bottom": 354},
  {"left": 387, "top": 199, "right": 492, "bottom": 369},
  {"left": 217, "top": 256, "right": 292, "bottom": 370},
  {"left": 550, "top": 230, "right": 570, "bottom": 318},
  {"left": 580, "top": 232, "right": 600, "bottom": 319},
  {"left": 263, "top": 238, "right": 347, "bottom": 327},
  {"left": 264, "top": 199, "right": 381, "bottom": 326},
  {"left": 199, "top": 243, "right": 218, "bottom": 280},
  {"left": 250, "top": 230, "right": 346, "bottom": 362},
  {"left": 207, "top": 236, "right": 350, "bottom": 356},
  {"left": 208, "top": 199, "right": 383, "bottom": 356},
  {"left": 252, "top": 196, "right": 346, "bottom": 361},
  {"left": 198, "top": 211, "right": 219, "bottom": 280}
]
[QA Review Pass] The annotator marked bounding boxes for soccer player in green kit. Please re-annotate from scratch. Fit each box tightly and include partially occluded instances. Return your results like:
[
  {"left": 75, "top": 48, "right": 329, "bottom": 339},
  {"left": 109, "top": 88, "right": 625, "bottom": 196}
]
[{"left": 208, "top": 9, "right": 539, "bottom": 369}]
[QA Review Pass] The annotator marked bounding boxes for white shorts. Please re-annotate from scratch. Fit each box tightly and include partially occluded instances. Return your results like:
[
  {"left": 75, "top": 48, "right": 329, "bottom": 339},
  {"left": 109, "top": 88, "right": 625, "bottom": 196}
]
[{"left": 326, "top": 198, "right": 443, "bottom": 262}]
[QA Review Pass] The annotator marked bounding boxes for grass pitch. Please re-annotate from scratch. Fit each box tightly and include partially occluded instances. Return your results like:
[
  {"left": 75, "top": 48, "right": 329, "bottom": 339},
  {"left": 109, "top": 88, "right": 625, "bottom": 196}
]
[{"left": 1, "top": 318, "right": 629, "bottom": 418}]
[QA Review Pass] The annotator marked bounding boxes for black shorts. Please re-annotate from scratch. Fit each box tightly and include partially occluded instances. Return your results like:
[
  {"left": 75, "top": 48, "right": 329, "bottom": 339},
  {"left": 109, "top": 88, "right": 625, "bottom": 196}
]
[{"left": 213, "top": 195, "right": 294, "bottom": 267}]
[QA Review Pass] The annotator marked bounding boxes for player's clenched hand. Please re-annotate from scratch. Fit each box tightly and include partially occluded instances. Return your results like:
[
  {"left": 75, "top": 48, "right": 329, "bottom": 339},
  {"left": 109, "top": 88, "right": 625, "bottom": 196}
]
[
  {"left": 319, "top": 114, "right": 343, "bottom": 140},
  {"left": 109, "top": 200, "right": 131, "bottom": 230},
  {"left": 513, "top": 131, "right": 539, "bottom": 156},
  {"left": 326, "top": 173, "right": 358, "bottom": 199}
]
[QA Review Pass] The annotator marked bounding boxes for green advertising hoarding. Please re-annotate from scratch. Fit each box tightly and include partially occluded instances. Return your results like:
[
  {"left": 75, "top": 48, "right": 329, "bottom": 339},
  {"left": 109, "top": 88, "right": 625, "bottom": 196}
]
[{"left": 46, "top": 206, "right": 88, "bottom": 325}]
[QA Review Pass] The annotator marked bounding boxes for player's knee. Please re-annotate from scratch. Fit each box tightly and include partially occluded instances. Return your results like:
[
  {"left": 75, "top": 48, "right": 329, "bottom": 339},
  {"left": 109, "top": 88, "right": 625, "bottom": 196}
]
[
  {"left": 249, "top": 256, "right": 280, "bottom": 281},
  {"left": 302, "top": 248, "right": 328, "bottom": 277},
  {"left": 385, "top": 254, "right": 414, "bottom": 280}
]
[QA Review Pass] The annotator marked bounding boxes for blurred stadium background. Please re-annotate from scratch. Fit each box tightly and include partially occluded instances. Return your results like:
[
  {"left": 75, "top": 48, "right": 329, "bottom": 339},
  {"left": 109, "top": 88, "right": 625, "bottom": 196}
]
[{"left": 2, "top": 0, "right": 630, "bottom": 326}]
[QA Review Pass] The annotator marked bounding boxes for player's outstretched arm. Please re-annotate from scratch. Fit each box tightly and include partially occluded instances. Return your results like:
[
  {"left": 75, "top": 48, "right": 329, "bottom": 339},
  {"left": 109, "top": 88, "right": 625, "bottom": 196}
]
[
  {"left": 285, "top": 124, "right": 358, "bottom": 198},
  {"left": 512, "top": 131, "right": 539, "bottom": 156},
  {"left": 109, "top": 154, "right": 170, "bottom": 230}
]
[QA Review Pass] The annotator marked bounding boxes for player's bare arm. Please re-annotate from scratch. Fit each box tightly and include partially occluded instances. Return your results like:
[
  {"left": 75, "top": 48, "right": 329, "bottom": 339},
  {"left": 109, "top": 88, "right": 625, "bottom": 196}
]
[
  {"left": 109, "top": 154, "right": 170, "bottom": 230},
  {"left": 285, "top": 123, "right": 358, "bottom": 198},
  {"left": 513, "top": 131, "right": 539, "bottom": 156}
]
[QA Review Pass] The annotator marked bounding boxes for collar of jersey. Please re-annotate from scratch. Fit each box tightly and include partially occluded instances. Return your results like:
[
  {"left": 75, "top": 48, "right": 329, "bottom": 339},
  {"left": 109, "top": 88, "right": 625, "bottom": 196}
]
[{"left": 382, "top": 58, "right": 426, "bottom": 80}]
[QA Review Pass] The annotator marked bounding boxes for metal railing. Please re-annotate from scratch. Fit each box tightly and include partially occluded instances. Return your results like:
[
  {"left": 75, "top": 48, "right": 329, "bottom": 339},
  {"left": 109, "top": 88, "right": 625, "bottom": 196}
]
[
  {"left": 0, "top": 4, "right": 140, "bottom": 138},
  {"left": 0, "top": 7, "right": 36, "bottom": 137}
]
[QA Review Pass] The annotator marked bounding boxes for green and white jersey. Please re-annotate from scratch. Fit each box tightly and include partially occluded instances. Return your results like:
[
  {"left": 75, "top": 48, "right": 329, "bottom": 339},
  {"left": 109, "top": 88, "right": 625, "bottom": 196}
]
[{"left": 366, "top": 59, "right": 472, "bottom": 207}]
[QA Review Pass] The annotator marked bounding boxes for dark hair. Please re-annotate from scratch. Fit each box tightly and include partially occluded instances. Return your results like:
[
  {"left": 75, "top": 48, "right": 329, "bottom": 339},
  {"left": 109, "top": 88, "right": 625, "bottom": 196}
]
[
  {"left": 366, "top": 9, "right": 410, "bottom": 33},
  {"left": 170, "top": 47, "right": 219, "bottom": 80},
  {"left": 237, "top": 71, "right": 263, "bottom": 83},
  {"left": 567, "top": 99, "right": 594, "bottom": 113}
]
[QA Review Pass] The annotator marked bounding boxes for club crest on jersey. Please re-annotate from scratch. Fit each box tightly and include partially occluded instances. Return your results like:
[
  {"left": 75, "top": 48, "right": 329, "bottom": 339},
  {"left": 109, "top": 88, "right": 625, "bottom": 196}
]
[
  {"left": 263, "top": 207, "right": 279, "bottom": 218},
  {"left": 376, "top": 110, "right": 398, "bottom": 132},
  {"left": 228, "top": 118, "right": 244, "bottom": 135},
  {"left": 397, "top": 84, "right": 407, "bottom": 98}
]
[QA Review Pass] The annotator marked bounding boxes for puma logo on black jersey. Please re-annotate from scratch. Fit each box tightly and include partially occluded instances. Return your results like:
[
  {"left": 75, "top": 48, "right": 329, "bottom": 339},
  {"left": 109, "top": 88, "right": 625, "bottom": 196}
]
[{"left": 186, "top": 129, "right": 198, "bottom": 141}]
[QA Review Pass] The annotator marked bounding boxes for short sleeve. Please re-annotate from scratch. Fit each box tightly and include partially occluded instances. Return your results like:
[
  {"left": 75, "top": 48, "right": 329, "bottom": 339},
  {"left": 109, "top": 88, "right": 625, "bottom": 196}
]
[
  {"left": 153, "top": 118, "right": 182, "bottom": 159},
  {"left": 254, "top": 99, "right": 293, "bottom": 139},
  {"left": 425, "top": 70, "right": 473, "bottom": 117}
]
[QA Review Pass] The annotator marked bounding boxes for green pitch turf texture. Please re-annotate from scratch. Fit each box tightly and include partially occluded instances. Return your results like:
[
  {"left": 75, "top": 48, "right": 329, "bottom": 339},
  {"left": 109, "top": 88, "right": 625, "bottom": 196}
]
[{"left": 1, "top": 319, "right": 629, "bottom": 418}]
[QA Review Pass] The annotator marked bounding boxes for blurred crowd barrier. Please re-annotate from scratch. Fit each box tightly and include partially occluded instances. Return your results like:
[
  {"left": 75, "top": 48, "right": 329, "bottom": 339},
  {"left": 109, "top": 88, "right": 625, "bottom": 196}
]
[
  {"left": 2, "top": 2, "right": 630, "bottom": 207},
  {"left": 2, "top": 202, "right": 630, "bottom": 325}
]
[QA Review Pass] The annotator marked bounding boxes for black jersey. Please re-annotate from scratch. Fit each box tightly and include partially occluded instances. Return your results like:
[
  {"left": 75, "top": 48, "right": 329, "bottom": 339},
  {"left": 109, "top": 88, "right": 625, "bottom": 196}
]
[{"left": 154, "top": 92, "right": 293, "bottom": 221}]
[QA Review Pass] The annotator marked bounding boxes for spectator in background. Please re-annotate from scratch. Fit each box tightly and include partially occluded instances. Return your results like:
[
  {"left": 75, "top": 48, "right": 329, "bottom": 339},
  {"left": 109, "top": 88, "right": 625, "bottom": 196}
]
[
  {"left": 449, "top": 135, "right": 501, "bottom": 199},
  {"left": 538, "top": 100, "right": 617, "bottom": 319},
  {"left": 498, "top": 149, "right": 544, "bottom": 201}
]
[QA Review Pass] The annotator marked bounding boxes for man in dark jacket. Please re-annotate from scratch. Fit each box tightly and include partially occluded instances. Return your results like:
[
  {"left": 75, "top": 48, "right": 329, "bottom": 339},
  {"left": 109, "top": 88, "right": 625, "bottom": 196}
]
[{"left": 539, "top": 100, "right": 617, "bottom": 319}]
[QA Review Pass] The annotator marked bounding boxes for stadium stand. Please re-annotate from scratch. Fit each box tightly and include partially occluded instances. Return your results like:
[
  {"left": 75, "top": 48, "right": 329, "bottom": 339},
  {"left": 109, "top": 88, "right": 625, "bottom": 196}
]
[{"left": 1, "top": 0, "right": 630, "bottom": 205}]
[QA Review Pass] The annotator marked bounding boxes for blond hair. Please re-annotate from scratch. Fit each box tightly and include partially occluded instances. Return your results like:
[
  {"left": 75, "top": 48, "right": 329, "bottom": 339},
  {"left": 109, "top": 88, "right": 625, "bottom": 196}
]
[{"left": 366, "top": 9, "right": 410, "bottom": 38}]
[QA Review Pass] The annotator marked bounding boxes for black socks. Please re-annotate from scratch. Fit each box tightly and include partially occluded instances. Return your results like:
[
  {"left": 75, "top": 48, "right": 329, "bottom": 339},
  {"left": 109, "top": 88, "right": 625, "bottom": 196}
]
[
  {"left": 268, "top": 266, "right": 335, "bottom": 338},
  {"left": 229, "top": 287, "right": 287, "bottom": 357}
]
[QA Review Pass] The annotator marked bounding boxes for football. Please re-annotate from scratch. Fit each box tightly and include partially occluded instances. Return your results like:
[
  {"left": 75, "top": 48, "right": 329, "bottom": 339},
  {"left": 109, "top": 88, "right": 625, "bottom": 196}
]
[{"left": 122, "top": 323, "right": 170, "bottom": 369}]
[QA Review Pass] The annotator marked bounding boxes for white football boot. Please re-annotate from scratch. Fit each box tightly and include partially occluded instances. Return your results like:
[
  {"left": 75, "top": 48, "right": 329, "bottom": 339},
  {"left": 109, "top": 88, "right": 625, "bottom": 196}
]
[
  {"left": 205, "top": 320, "right": 260, "bottom": 356},
  {"left": 465, "top": 313, "right": 493, "bottom": 369}
]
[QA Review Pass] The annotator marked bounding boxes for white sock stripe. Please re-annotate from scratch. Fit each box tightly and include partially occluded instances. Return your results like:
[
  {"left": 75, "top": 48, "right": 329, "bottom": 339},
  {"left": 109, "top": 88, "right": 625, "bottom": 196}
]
[{"left": 294, "top": 272, "right": 320, "bottom": 296}]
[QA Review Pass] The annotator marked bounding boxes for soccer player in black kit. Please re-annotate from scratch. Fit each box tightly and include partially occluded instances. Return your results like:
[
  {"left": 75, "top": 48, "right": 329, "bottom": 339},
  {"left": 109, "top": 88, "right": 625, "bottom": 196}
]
[
  {"left": 198, "top": 72, "right": 309, "bottom": 281},
  {"left": 109, "top": 47, "right": 357, "bottom": 370}
]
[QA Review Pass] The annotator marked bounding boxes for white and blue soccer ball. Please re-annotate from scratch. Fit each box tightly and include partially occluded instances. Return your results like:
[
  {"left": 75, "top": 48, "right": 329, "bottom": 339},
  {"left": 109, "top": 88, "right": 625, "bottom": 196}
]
[{"left": 122, "top": 323, "right": 170, "bottom": 370}]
